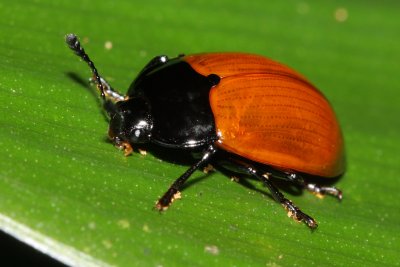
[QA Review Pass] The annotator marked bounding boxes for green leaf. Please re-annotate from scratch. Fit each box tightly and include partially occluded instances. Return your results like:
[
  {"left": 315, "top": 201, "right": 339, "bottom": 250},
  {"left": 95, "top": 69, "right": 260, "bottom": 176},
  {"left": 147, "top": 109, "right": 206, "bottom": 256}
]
[{"left": 1, "top": 0, "right": 399, "bottom": 266}]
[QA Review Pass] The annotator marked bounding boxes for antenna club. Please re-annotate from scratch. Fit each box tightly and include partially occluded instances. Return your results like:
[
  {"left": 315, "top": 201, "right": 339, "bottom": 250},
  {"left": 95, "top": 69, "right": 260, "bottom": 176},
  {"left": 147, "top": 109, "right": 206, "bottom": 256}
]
[
  {"left": 65, "top": 33, "right": 77, "bottom": 46},
  {"left": 65, "top": 33, "right": 80, "bottom": 53}
]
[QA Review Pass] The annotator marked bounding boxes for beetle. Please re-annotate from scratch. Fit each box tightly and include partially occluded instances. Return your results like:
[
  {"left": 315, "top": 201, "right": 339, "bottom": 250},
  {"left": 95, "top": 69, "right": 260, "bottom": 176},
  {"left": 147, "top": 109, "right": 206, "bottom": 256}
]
[{"left": 66, "top": 33, "right": 344, "bottom": 229}]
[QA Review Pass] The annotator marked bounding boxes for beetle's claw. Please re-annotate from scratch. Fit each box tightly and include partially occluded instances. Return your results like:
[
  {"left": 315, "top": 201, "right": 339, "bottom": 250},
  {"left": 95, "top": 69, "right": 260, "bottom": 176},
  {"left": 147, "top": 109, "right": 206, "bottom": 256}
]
[
  {"left": 282, "top": 199, "right": 318, "bottom": 229},
  {"left": 337, "top": 190, "right": 343, "bottom": 201}
]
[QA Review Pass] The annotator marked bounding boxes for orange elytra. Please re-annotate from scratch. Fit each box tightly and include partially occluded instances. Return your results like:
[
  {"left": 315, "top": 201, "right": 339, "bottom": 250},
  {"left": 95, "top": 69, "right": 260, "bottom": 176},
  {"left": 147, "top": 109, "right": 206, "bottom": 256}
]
[{"left": 185, "top": 53, "right": 345, "bottom": 178}]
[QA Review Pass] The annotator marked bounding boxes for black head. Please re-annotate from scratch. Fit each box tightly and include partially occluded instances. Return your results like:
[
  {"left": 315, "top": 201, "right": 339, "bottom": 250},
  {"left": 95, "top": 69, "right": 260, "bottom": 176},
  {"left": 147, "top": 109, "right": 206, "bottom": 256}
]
[{"left": 108, "top": 97, "right": 153, "bottom": 146}]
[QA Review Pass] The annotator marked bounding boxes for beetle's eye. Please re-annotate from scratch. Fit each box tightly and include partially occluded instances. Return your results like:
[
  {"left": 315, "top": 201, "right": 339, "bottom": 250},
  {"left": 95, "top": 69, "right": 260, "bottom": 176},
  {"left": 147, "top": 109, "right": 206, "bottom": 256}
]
[
  {"left": 128, "top": 120, "right": 152, "bottom": 144},
  {"left": 134, "top": 129, "right": 141, "bottom": 138},
  {"left": 129, "top": 127, "right": 148, "bottom": 144}
]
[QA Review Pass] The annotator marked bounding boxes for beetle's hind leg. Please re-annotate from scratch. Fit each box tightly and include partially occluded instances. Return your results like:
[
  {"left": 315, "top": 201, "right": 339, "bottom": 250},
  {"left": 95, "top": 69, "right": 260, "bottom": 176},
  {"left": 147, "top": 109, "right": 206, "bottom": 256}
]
[
  {"left": 232, "top": 161, "right": 318, "bottom": 229},
  {"left": 269, "top": 170, "right": 342, "bottom": 200},
  {"left": 288, "top": 173, "right": 343, "bottom": 200}
]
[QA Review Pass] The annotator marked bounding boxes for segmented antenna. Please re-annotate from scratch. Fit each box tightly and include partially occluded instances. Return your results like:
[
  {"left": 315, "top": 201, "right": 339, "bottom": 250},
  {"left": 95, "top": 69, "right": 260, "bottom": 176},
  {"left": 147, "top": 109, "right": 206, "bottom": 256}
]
[{"left": 65, "top": 33, "right": 105, "bottom": 99}]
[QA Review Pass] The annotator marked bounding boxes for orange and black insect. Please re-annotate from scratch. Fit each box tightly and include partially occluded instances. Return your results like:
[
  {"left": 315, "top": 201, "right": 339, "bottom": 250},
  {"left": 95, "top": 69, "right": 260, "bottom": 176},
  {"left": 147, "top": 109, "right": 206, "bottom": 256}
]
[{"left": 66, "top": 34, "right": 344, "bottom": 229}]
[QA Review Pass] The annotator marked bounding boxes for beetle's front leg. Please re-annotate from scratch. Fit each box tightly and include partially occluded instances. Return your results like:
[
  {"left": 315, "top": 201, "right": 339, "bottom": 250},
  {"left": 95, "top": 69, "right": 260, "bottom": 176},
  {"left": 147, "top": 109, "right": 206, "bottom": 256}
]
[
  {"left": 89, "top": 76, "right": 125, "bottom": 102},
  {"left": 155, "top": 145, "right": 217, "bottom": 211}
]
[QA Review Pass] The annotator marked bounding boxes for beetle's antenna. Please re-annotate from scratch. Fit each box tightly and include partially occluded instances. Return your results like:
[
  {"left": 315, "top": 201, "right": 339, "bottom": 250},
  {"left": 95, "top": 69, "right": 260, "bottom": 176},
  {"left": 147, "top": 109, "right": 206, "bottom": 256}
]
[{"left": 65, "top": 33, "right": 106, "bottom": 100}]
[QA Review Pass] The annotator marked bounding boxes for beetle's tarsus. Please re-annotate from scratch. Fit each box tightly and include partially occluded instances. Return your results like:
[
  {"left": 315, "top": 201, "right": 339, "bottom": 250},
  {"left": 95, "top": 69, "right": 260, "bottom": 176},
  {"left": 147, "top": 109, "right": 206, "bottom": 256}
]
[
  {"left": 113, "top": 141, "right": 133, "bottom": 156},
  {"left": 282, "top": 199, "right": 318, "bottom": 229},
  {"left": 156, "top": 190, "right": 181, "bottom": 211},
  {"left": 306, "top": 183, "right": 343, "bottom": 201},
  {"left": 123, "top": 145, "right": 133, "bottom": 156},
  {"left": 281, "top": 172, "right": 343, "bottom": 201}
]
